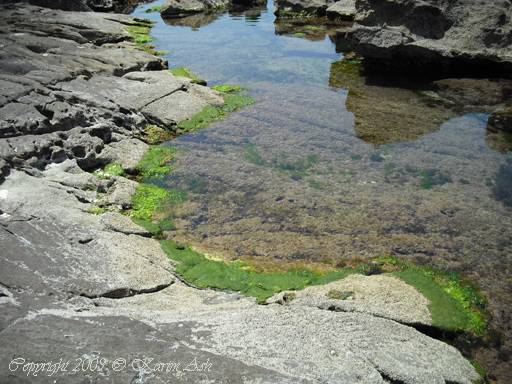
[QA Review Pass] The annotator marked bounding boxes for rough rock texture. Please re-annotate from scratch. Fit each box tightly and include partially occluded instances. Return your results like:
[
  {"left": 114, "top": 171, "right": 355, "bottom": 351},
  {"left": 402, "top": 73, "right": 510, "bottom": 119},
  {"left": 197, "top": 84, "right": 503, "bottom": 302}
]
[
  {"left": 19, "top": 0, "right": 143, "bottom": 12},
  {"left": 161, "top": 0, "right": 231, "bottom": 17},
  {"left": 0, "top": 3, "right": 481, "bottom": 383},
  {"left": 267, "top": 274, "right": 432, "bottom": 326},
  {"left": 160, "top": 0, "right": 265, "bottom": 17},
  {"left": 0, "top": 4, "right": 223, "bottom": 179},
  {"left": 327, "top": 0, "right": 512, "bottom": 77},
  {"left": 274, "top": 0, "right": 336, "bottom": 17},
  {"left": 326, "top": 0, "right": 356, "bottom": 21}
]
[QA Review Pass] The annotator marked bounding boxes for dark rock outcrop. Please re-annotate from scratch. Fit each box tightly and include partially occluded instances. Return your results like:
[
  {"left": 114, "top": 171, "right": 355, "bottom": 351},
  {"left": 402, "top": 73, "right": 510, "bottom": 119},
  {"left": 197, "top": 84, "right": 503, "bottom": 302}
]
[
  {"left": 274, "top": 0, "right": 336, "bottom": 17},
  {"left": 330, "top": 0, "right": 512, "bottom": 77},
  {"left": 0, "top": 3, "right": 224, "bottom": 177}
]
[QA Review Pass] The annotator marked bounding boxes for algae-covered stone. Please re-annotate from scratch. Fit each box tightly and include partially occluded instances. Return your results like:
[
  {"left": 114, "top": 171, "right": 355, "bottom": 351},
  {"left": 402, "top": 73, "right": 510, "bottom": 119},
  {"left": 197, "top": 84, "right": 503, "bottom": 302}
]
[{"left": 267, "top": 273, "right": 432, "bottom": 325}]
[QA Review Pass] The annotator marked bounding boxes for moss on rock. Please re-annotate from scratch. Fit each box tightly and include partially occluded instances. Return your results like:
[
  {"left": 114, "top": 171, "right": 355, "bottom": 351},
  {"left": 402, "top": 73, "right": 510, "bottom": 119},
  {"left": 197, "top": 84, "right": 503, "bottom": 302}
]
[
  {"left": 137, "top": 146, "right": 176, "bottom": 180},
  {"left": 178, "top": 92, "right": 254, "bottom": 132},
  {"left": 170, "top": 67, "right": 207, "bottom": 85}
]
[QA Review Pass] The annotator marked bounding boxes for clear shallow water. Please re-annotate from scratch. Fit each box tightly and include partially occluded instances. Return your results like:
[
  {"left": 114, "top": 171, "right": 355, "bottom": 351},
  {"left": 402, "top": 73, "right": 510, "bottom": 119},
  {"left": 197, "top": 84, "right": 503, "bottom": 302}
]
[{"left": 133, "top": 0, "right": 511, "bottom": 351}]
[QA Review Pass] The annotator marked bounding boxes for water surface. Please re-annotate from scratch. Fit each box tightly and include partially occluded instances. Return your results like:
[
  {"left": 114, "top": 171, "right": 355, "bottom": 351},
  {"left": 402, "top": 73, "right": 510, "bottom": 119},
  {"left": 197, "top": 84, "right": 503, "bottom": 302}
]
[{"left": 133, "top": 0, "right": 512, "bottom": 350}]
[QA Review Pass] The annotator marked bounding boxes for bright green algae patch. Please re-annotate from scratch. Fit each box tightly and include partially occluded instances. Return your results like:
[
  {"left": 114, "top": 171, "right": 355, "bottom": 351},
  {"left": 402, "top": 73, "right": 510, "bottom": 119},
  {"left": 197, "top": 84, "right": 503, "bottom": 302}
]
[
  {"left": 130, "top": 145, "right": 185, "bottom": 234},
  {"left": 104, "top": 163, "right": 125, "bottom": 177},
  {"left": 126, "top": 21, "right": 168, "bottom": 56},
  {"left": 211, "top": 85, "right": 244, "bottom": 93},
  {"left": 170, "top": 67, "right": 207, "bottom": 85},
  {"left": 93, "top": 163, "right": 125, "bottom": 179},
  {"left": 178, "top": 92, "right": 255, "bottom": 132},
  {"left": 137, "top": 146, "right": 176, "bottom": 179},
  {"left": 159, "top": 241, "right": 488, "bottom": 334},
  {"left": 161, "top": 240, "right": 356, "bottom": 303},
  {"left": 379, "top": 257, "right": 488, "bottom": 335}
]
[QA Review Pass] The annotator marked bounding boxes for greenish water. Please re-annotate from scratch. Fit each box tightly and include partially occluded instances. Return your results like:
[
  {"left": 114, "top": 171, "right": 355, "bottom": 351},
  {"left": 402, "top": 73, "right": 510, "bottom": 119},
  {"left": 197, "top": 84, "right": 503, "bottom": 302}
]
[{"left": 133, "top": 0, "right": 511, "bottom": 341}]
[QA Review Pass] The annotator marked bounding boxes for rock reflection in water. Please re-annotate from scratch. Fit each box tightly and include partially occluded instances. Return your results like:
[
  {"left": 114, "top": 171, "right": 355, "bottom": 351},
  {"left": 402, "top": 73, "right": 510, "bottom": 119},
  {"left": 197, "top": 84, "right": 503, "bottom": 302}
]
[
  {"left": 328, "top": 58, "right": 455, "bottom": 145},
  {"left": 163, "top": 11, "right": 225, "bottom": 29}
]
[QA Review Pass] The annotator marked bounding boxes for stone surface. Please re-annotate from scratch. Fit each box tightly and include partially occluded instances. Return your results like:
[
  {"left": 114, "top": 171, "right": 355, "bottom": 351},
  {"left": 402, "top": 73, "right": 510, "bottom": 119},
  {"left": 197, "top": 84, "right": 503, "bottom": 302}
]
[
  {"left": 0, "top": 3, "right": 482, "bottom": 383},
  {"left": 330, "top": 0, "right": 512, "bottom": 77},
  {"left": 275, "top": 0, "right": 334, "bottom": 17},
  {"left": 100, "top": 211, "right": 152, "bottom": 236},
  {"left": 267, "top": 274, "right": 432, "bottom": 326},
  {"left": 0, "top": 4, "right": 223, "bottom": 176},
  {"left": 326, "top": 0, "right": 356, "bottom": 21},
  {"left": 161, "top": 0, "right": 231, "bottom": 17}
]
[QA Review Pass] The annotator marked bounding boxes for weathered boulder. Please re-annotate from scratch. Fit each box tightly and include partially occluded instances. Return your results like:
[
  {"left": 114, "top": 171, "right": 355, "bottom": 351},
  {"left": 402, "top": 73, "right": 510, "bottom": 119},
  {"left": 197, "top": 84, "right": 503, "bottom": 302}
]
[
  {"left": 161, "top": 0, "right": 231, "bottom": 17},
  {"left": 267, "top": 274, "right": 432, "bottom": 325},
  {"left": 326, "top": 0, "right": 356, "bottom": 21},
  {"left": 331, "top": 0, "right": 512, "bottom": 77},
  {"left": 275, "top": 0, "right": 335, "bottom": 17}
]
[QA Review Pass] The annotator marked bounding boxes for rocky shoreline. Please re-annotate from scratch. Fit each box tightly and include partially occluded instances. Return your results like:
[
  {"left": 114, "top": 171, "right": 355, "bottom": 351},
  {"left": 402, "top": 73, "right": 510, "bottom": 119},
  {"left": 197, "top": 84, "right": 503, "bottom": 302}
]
[
  {"left": 272, "top": 0, "right": 512, "bottom": 79},
  {"left": 0, "top": 2, "right": 498, "bottom": 383}
]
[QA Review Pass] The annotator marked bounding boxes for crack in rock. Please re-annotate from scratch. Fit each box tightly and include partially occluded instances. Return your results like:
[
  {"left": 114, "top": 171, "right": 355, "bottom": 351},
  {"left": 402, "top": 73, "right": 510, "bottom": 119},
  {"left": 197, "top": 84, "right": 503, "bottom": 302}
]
[{"left": 79, "top": 282, "right": 173, "bottom": 300}]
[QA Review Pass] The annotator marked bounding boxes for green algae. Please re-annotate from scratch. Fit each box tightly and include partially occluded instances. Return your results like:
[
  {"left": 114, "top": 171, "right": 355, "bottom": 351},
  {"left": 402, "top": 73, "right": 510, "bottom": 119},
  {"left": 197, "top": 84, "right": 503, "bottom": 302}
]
[
  {"left": 132, "top": 217, "right": 175, "bottom": 237},
  {"left": 274, "top": 153, "right": 318, "bottom": 180},
  {"left": 137, "top": 146, "right": 176, "bottom": 179},
  {"left": 244, "top": 143, "right": 265, "bottom": 166},
  {"left": 212, "top": 85, "right": 244, "bottom": 93},
  {"left": 178, "top": 93, "right": 254, "bottom": 132},
  {"left": 160, "top": 241, "right": 487, "bottom": 331},
  {"left": 104, "top": 163, "right": 125, "bottom": 177},
  {"left": 170, "top": 67, "right": 207, "bottom": 85},
  {"left": 129, "top": 144, "right": 487, "bottom": 334},
  {"left": 138, "top": 125, "right": 174, "bottom": 145},
  {"left": 93, "top": 163, "right": 125, "bottom": 179},
  {"left": 372, "top": 256, "right": 488, "bottom": 335},
  {"left": 131, "top": 184, "right": 186, "bottom": 220},
  {"left": 161, "top": 240, "right": 356, "bottom": 303},
  {"left": 131, "top": 184, "right": 172, "bottom": 221},
  {"left": 126, "top": 21, "right": 168, "bottom": 56},
  {"left": 418, "top": 168, "right": 452, "bottom": 189}
]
